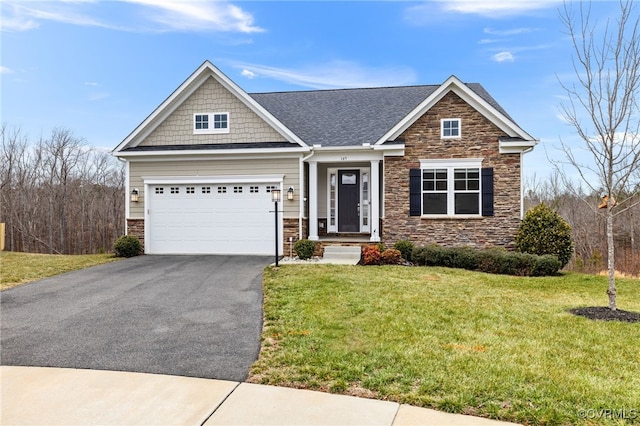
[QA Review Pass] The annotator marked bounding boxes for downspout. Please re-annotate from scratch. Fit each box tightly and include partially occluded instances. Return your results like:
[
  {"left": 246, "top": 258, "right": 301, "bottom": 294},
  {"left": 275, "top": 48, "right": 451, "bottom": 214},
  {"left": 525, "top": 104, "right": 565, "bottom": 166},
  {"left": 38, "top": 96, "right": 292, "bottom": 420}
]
[
  {"left": 520, "top": 145, "right": 535, "bottom": 219},
  {"left": 116, "top": 156, "right": 129, "bottom": 235},
  {"left": 299, "top": 149, "right": 316, "bottom": 239}
]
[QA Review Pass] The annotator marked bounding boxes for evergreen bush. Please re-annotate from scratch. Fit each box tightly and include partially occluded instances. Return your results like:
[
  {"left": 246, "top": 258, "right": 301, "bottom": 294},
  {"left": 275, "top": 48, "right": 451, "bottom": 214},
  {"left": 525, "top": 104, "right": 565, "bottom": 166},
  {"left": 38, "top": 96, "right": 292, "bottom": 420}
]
[
  {"left": 393, "top": 240, "right": 415, "bottom": 262},
  {"left": 294, "top": 239, "right": 316, "bottom": 260},
  {"left": 515, "top": 203, "right": 574, "bottom": 268},
  {"left": 113, "top": 235, "right": 141, "bottom": 258}
]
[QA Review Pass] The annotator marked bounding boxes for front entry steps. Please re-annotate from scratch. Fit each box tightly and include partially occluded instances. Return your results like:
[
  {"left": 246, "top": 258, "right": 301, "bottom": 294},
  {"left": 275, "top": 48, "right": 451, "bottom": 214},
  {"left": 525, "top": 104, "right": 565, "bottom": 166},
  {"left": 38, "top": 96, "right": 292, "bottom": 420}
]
[{"left": 321, "top": 245, "right": 362, "bottom": 265}]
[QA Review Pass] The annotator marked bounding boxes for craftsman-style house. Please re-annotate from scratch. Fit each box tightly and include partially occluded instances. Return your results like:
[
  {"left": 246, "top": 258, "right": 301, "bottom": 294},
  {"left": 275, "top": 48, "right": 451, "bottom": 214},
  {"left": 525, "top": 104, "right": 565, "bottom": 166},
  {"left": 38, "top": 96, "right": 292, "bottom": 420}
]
[{"left": 113, "top": 61, "right": 537, "bottom": 255}]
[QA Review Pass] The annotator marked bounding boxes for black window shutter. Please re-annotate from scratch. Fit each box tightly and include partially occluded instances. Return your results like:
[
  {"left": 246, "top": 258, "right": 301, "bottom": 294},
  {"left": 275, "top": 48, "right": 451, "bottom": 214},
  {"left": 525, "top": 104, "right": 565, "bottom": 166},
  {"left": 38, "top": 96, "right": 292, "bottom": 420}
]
[
  {"left": 409, "top": 169, "right": 422, "bottom": 216},
  {"left": 481, "top": 168, "right": 494, "bottom": 216}
]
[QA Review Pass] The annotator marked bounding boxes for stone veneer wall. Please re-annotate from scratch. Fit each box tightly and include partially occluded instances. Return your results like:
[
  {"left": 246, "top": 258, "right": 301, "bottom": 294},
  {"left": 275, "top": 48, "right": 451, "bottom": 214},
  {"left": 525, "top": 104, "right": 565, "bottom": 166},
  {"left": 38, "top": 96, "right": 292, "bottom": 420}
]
[
  {"left": 383, "top": 91, "right": 522, "bottom": 249},
  {"left": 127, "top": 219, "right": 145, "bottom": 250}
]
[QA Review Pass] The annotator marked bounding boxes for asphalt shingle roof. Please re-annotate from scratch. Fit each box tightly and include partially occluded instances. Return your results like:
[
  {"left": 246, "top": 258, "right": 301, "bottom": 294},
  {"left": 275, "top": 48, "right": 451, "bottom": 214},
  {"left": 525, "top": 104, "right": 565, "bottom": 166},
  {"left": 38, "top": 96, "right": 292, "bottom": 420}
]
[{"left": 250, "top": 83, "right": 512, "bottom": 147}]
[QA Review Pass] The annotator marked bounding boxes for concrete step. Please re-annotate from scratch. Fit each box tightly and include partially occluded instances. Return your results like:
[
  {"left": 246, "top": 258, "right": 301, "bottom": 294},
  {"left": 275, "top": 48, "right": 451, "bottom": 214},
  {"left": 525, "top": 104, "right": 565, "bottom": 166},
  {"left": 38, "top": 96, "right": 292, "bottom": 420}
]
[{"left": 322, "top": 245, "right": 362, "bottom": 265}]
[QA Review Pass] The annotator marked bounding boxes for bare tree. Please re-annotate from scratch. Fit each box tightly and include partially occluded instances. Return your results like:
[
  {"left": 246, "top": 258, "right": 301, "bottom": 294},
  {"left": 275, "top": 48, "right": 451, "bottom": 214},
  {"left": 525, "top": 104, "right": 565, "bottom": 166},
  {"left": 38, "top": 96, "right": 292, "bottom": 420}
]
[
  {"left": 556, "top": 0, "right": 640, "bottom": 310},
  {"left": 0, "top": 124, "right": 125, "bottom": 255}
]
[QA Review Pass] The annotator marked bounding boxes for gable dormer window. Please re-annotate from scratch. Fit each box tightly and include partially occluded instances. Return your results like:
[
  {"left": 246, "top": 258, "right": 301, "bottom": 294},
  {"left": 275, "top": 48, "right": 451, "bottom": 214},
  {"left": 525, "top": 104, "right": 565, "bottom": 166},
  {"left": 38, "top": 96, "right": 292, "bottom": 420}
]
[
  {"left": 194, "top": 112, "right": 229, "bottom": 134},
  {"left": 441, "top": 118, "right": 460, "bottom": 138}
]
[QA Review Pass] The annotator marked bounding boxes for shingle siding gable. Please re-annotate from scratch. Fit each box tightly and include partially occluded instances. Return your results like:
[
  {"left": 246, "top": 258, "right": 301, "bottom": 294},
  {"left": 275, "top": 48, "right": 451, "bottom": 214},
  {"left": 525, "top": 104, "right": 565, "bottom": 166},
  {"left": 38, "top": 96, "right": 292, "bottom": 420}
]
[{"left": 139, "top": 76, "right": 286, "bottom": 147}]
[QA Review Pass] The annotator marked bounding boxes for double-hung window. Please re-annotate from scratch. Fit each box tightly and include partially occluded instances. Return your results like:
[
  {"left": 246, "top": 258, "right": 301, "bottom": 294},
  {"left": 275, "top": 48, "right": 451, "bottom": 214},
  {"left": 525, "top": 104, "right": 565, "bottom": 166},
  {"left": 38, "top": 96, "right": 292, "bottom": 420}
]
[
  {"left": 193, "top": 112, "right": 229, "bottom": 134},
  {"left": 419, "top": 159, "right": 482, "bottom": 216}
]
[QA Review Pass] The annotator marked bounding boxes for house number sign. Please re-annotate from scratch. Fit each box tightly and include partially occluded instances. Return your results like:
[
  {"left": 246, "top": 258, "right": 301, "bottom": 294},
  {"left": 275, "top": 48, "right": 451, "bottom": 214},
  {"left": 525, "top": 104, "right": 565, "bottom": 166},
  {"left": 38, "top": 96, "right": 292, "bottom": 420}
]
[{"left": 340, "top": 156, "right": 347, "bottom": 161}]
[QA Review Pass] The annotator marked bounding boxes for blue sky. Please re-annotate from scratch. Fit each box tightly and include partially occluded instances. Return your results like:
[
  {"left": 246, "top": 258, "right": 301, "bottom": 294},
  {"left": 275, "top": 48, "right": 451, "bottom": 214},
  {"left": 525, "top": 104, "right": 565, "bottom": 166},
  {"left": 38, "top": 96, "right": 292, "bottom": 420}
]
[{"left": 0, "top": 1, "right": 623, "bottom": 181}]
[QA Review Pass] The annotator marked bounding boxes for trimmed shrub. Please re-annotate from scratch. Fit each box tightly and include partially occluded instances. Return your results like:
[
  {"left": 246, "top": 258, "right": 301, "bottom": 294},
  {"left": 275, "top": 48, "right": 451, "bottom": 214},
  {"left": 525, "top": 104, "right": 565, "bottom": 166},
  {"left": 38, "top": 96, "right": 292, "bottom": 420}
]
[
  {"left": 531, "top": 255, "right": 563, "bottom": 277},
  {"left": 113, "top": 235, "right": 141, "bottom": 258},
  {"left": 450, "top": 246, "right": 480, "bottom": 270},
  {"left": 412, "top": 244, "right": 447, "bottom": 267},
  {"left": 515, "top": 203, "right": 574, "bottom": 268},
  {"left": 393, "top": 240, "right": 415, "bottom": 262},
  {"left": 362, "top": 245, "right": 381, "bottom": 265},
  {"left": 381, "top": 248, "right": 402, "bottom": 265},
  {"left": 294, "top": 239, "right": 316, "bottom": 260},
  {"left": 412, "top": 244, "right": 561, "bottom": 276}
]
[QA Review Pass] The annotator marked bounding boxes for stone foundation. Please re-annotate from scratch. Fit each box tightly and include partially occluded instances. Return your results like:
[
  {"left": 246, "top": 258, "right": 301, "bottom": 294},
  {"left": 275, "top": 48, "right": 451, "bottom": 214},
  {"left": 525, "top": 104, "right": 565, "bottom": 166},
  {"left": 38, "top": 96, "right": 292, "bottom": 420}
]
[{"left": 127, "top": 219, "right": 145, "bottom": 251}]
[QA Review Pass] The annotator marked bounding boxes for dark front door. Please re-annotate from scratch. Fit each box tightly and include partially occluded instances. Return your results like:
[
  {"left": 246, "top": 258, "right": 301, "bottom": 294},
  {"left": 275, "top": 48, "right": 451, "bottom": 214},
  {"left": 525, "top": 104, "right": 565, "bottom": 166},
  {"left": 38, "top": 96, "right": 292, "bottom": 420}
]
[{"left": 338, "top": 170, "right": 360, "bottom": 232}]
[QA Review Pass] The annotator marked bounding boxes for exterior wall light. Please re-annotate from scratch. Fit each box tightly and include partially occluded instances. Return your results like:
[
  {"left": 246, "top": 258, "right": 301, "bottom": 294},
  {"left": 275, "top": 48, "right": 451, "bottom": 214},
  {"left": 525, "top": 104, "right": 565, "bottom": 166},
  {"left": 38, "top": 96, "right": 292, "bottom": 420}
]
[
  {"left": 130, "top": 188, "right": 139, "bottom": 203},
  {"left": 287, "top": 186, "right": 294, "bottom": 201}
]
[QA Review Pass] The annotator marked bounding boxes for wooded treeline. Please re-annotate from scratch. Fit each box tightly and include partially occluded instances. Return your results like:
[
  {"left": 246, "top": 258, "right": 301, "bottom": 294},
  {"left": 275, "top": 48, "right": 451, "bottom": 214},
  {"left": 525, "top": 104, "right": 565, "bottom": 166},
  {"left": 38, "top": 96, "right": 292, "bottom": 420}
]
[
  {"left": 524, "top": 173, "right": 639, "bottom": 276},
  {"left": 1, "top": 125, "right": 125, "bottom": 254}
]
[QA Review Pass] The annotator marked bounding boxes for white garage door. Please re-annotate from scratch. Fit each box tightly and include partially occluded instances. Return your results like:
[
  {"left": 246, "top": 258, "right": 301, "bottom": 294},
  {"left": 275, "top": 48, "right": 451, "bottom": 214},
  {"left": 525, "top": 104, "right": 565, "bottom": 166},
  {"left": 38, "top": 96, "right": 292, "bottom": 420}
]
[{"left": 147, "top": 181, "right": 281, "bottom": 255}]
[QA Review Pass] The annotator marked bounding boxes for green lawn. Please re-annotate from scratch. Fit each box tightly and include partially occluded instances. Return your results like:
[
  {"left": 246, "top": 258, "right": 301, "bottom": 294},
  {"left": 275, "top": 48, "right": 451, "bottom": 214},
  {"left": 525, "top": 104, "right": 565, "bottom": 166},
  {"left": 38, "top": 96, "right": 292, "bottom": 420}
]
[
  {"left": 250, "top": 265, "right": 640, "bottom": 425},
  {"left": 0, "top": 251, "right": 121, "bottom": 291}
]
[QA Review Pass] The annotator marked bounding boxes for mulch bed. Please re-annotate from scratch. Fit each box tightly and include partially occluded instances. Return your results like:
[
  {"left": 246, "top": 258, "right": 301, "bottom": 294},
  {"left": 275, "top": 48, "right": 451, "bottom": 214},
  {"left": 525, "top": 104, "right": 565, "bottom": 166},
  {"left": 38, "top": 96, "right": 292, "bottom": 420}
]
[{"left": 569, "top": 307, "right": 640, "bottom": 323}]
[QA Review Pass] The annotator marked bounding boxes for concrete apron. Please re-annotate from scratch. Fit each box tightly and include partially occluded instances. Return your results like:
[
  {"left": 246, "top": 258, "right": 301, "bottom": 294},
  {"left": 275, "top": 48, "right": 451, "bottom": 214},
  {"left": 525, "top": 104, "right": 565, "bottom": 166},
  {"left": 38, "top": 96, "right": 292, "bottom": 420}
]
[{"left": 1, "top": 366, "right": 519, "bottom": 426}]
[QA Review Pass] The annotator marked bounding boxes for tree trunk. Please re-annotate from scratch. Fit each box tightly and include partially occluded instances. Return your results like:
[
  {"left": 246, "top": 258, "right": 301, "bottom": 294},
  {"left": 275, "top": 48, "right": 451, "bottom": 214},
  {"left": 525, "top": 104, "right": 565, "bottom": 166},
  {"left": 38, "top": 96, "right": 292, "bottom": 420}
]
[{"left": 606, "top": 209, "right": 617, "bottom": 310}]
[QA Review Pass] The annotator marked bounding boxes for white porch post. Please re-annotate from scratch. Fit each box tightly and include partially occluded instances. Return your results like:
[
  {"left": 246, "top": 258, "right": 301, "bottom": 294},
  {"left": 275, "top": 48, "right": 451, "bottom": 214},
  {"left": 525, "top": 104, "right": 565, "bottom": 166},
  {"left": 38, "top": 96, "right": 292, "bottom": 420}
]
[
  {"left": 308, "top": 160, "right": 319, "bottom": 241},
  {"left": 370, "top": 159, "right": 381, "bottom": 242}
]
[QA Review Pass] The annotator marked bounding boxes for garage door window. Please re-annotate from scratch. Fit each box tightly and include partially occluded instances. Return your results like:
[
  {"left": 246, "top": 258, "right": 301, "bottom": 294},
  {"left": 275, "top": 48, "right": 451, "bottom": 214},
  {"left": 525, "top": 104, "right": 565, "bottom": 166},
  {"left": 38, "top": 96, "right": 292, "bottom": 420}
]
[
  {"left": 218, "top": 186, "right": 227, "bottom": 193},
  {"left": 186, "top": 187, "right": 195, "bottom": 194},
  {"left": 234, "top": 186, "right": 243, "bottom": 193},
  {"left": 202, "top": 186, "right": 211, "bottom": 194},
  {"left": 155, "top": 187, "right": 164, "bottom": 194},
  {"left": 170, "top": 187, "right": 179, "bottom": 194}
]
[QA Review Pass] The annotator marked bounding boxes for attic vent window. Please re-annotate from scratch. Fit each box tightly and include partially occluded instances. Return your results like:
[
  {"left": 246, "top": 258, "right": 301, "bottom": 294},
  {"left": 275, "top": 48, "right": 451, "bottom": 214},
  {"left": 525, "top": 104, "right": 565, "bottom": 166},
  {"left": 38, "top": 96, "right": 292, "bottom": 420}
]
[
  {"left": 194, "top": 112, "right": 229, "bottom": 134},
  {"left": 441, "top": 118, "right": 461, "bottom": 138}
]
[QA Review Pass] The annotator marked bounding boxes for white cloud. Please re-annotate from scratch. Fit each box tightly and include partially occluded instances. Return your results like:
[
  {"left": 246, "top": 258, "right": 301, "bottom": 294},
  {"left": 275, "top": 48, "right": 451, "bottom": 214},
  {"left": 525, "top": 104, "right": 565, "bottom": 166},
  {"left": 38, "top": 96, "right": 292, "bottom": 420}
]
[
  {"left": 436, "top": 0, "right": 561, "bottom": 17},
  {"left": 0, "top": 14, "right": 39, "bottom": 31},
  {"left": 241, "top": 69, "right": 256, "bottom": 79},
  {"left": 235, "top": 61, "right": 417, "bottom": 90},
  {"left": 84, "top": 82, "right": 100, "bottom": 86},
  {"left": 125, "top": 0, "right": 263, "bottom": 33},
  {"left": 0, "top": 66, "right": 14, "bottom": 74},
  {"left": 2, "top": 2, "right": 115, "bottom": 31},
  {"left": 493, "top": 51, "right": 515, "bottom": 62},
  {"left": 484, "top": 27, "right": 536, "bottom": 36},
  {"left": 0, "top": 0, "right": 263, "bottom": 33}
]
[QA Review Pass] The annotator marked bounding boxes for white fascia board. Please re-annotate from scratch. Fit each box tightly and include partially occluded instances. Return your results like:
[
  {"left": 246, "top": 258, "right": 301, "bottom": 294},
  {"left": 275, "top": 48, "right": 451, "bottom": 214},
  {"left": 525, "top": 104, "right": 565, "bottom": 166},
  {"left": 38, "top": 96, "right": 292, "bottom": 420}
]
[
  {"left": 373, "top": 75, "right": 537, "bottom": 145},
  {"left": 114, "top": 146, "right": 310, "bottom": 159},
  {"left": 143, "top": 175, "right": 284, "bottom": 185},
  {"left": 113, "top": 61, "right": 307, "bottom": 153}
]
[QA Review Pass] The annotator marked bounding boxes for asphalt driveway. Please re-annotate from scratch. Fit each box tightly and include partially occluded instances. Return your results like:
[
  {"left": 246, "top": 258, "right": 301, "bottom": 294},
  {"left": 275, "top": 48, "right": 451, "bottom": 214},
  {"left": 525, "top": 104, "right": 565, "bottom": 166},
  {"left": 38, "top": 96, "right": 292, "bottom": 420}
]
[{"left": 0, "top": 255, "right": 271, "bottom": 381}]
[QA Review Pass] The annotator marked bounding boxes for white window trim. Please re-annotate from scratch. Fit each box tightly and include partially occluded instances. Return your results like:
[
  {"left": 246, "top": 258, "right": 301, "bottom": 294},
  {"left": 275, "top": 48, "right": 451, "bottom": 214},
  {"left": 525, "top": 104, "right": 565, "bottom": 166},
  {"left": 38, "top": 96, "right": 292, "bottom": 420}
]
[
  {"left": 419, "top": 158, "right": 482, "bottom": 217},
  {"left": 193, "top": 112, "right": 230, "bottom": 135},
  {"left": 441, "top": 118, "right": 461, "bottom": 139}
]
